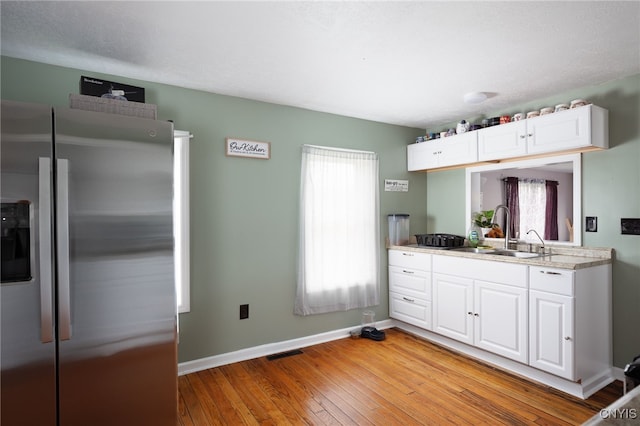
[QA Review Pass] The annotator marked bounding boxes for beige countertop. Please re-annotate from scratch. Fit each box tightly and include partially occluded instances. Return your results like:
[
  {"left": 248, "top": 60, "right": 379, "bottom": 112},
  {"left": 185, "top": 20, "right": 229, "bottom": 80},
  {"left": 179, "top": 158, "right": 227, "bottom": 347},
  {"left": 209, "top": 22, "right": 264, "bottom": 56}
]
[{"left": 388, "top": 243, "right": 613, "bottom": 270}]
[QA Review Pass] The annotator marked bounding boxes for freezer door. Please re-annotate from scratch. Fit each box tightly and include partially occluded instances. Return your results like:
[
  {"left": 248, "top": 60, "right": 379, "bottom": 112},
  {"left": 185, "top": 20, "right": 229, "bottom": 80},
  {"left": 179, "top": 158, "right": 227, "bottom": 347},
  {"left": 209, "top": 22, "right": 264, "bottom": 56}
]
[
  {"left": 1, "top": 100, "right": 57, "bottom": 425},
  {"left": 54, "top": 108, "right": 177, "bottom": 425}
]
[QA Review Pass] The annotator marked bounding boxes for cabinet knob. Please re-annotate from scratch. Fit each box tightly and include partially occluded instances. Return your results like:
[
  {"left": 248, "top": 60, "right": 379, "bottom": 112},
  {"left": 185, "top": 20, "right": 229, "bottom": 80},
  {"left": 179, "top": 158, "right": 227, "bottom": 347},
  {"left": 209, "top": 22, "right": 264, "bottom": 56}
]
[
  {"left": 467, "top": 311, "right": 473, "bottom": 316},
  {"left": 519, "top": 135, "right": 526, "bottom": 139},
  {"left": 564, "top": 336, "right": 572, "bottom": 341},
  {"left": 474, "top": 313, "right": 479, "bottom": 317},
  {"left": 528, "top": 133, "right": 534, "bottom": 137}
]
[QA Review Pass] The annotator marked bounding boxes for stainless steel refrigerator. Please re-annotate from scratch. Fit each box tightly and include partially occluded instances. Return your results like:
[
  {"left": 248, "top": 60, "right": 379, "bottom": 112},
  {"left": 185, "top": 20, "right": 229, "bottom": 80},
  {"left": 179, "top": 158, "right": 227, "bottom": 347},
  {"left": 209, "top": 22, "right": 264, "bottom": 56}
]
[{"left": 1, "top": 100, "right": 177, "bottom": 425}]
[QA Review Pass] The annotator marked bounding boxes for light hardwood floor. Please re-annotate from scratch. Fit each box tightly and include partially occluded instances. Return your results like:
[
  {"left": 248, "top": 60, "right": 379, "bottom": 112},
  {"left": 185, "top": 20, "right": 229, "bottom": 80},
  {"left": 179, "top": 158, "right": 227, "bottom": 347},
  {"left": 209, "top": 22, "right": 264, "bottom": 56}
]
[{"left": 178, "top": 328, "right": 621, "bottom": 425}]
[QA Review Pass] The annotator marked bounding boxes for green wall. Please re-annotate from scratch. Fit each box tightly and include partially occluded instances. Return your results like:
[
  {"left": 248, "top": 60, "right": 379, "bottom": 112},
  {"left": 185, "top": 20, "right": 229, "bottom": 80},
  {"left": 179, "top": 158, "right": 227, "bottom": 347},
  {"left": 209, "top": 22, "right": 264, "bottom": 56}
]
[
  {"left": 2, "top": 57, "right": 638, "bottom": 368},
  {"left": 1, "top": 57, "right": 427, "bottom": 363},
  {"left": 425, "top": 74, "right": 640, "bottom": 367}
]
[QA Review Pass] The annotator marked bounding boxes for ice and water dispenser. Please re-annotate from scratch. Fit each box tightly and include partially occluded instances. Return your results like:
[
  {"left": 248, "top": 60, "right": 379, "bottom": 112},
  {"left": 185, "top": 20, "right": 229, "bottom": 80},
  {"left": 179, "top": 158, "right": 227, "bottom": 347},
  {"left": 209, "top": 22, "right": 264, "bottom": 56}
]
[{"left": 388, "top": 214, "right": 410, "bottom": 246}]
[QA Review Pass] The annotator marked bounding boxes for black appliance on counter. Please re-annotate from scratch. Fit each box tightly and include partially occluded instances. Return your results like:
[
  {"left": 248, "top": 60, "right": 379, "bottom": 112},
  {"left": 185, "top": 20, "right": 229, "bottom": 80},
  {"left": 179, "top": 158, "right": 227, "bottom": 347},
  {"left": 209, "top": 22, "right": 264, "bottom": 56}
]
[{"left": 415, "top": 233, "right": 465, "bottom": 248}]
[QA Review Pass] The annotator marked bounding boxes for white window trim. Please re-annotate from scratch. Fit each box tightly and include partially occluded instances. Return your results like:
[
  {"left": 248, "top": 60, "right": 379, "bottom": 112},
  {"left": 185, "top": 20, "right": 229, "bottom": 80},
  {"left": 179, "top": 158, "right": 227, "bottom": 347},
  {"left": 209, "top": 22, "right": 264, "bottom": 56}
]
[{"left": 174, "top": 130, "right": 190, "bottom": 313}]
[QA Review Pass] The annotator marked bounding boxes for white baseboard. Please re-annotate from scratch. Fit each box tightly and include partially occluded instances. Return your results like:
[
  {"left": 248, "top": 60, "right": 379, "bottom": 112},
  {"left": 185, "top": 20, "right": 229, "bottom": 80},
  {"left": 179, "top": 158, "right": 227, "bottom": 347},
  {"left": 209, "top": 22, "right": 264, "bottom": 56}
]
[{"left": 178, "top": 319, "right": 395, "bottom": 376}]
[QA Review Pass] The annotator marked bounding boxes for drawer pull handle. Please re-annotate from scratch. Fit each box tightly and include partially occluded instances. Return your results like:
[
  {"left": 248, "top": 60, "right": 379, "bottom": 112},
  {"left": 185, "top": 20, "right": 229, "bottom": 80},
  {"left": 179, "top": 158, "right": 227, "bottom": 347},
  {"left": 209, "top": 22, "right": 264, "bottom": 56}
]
[
  {"left": 403, "top": 297, "right": 415, "bottom": 302},
  {"left": 540, "top": 270, "right": 562, "bottom": 275},
  {"left": 402, "top": 270, "right": 414, "bottom": 274},
  {"left": 402, "top": 253, "right": 414, "bottom": 256}
]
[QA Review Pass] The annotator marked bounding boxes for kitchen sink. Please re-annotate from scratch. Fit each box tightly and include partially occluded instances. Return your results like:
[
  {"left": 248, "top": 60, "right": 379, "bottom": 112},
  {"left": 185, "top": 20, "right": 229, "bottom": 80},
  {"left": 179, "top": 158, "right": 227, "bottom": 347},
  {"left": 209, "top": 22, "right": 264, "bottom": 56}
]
[
  {"left": 491, "top": 249, "right": 544, "bottom": 258},
  {"left": 451, "top": 247, "right": 497, "bottom": 254},
  {"left": 451, "top": 247, "right": 544, "bottom": 258}
]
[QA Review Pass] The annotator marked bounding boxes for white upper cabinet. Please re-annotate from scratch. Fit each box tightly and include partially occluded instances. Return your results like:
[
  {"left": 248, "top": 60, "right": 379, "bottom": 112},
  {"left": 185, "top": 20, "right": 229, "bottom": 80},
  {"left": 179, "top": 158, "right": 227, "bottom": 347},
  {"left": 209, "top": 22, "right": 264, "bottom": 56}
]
[
  {"left": 478, "top": 120, "right": 527, "bottom": 161},
  {"left": 407, "top": 132, "right": 477, "bottom": 171},
  {"left": 408, "top": 104, "right": 608, "bottom": 171},
  {"left": 526, "top": 104, "right": 608, "bottom": 155}
]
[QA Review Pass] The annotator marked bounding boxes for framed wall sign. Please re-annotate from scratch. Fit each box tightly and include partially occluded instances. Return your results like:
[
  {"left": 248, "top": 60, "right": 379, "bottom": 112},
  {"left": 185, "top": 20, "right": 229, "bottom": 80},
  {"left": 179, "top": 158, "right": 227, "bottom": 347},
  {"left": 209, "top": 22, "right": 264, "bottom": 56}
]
[{"left": 225, "top": 137, "right": 271, "bottom": 159}]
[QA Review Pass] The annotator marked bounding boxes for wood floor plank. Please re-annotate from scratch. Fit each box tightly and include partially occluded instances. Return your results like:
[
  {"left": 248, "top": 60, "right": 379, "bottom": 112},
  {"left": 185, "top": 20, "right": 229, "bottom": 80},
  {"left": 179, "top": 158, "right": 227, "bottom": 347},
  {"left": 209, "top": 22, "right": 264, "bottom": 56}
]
[
  {"left": 178, "top": 374, "right": 212, "bottom": 426},
  {"left": 177, "top": 328, "right": 622, "bottom": 425},
  {"left": 378, "top": 331, "right": 599, "bottom": 424},
  {"left": 333, "top": 335, "right": 533, "bottom": 424},
  {"left": 189, "top": 374, "right": 224, "bottom": 425},
  {"left": 275, "top": 349, "right": 374, "bottom": 425},
  {"left": 300, "top": 345, "right": 442, "bottom": 425},
  {"left": 244, "top": 357, "right": 331, "bottom": 425},
  {"left": 311, "top": 340, "right": 487, "bottom": 424},
  {"left": 205, "top": 366, "right": 260, "bottom": 425}
]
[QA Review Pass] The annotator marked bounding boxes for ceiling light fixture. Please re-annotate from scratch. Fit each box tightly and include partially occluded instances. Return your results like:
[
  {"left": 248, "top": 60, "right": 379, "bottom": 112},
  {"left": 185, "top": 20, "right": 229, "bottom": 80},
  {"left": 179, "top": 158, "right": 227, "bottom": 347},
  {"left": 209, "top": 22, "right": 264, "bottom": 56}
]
[{"left": 463, "top": 92, "right": 488, "bottom": 104}]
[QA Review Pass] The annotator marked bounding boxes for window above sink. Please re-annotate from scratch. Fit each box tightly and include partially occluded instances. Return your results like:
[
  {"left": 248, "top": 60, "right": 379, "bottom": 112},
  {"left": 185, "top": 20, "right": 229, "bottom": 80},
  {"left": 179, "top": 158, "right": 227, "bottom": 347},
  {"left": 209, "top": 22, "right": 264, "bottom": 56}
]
[{"left": 465, "top": 153, "right": 582, "bottom": 246}]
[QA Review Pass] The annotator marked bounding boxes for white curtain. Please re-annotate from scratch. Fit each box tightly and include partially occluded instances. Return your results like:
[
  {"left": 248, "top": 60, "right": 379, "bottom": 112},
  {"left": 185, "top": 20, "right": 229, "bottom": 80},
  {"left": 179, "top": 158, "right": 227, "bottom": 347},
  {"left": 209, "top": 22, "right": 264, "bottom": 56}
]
[
  {"left": 295, "top": 145, "right": 380, "bottom": 316},
  {"left": 518, "top": 179, "right": 546, "bottom": 239}
]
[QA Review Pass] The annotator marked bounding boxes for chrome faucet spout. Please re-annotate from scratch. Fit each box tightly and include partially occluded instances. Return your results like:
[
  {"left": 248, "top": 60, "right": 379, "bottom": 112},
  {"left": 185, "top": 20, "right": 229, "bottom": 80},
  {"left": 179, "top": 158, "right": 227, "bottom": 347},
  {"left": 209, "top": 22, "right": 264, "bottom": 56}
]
[
  {"left": 526, "top": 229, "right": 545, "bottom": 254},
  {"left": 493, "top": 204, "right": 510, "bottom": 250}
]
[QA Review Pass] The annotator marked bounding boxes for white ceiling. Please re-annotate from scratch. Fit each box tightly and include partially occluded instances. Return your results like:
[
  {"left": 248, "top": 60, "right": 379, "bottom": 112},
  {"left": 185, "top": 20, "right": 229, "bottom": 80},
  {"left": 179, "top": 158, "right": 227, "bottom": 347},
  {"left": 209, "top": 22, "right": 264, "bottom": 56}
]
[{"left": 1, "top": 1, "right": 639, "bottom": 129}]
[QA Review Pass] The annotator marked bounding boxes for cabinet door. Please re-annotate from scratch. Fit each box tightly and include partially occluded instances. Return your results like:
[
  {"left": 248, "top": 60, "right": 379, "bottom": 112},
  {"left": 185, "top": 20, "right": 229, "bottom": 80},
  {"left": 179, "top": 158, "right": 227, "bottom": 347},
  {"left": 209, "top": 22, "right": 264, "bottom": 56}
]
[
  {"left": 433, "top": 273, "right": 473, "bottom": 345},
  {"left": 438, "top": 132, "right": 478, "bottom": 168},
  {"left": 389, "top": 292, "right": 432, "bottom": 330},
  {"left": 474, "top": 280, "right": 528, "bottom": 363},
  {"left": 527, "top": 106, "right": 592, "bottom": 155},
  {"left": 407, "top": 142, "right": 439, "bottom": 171},
  {"left": 478, "top": 121, "right": 527, "bottom": 161},
  {"left": 529, "top": 290, "right": 575, "bottom": 380}
]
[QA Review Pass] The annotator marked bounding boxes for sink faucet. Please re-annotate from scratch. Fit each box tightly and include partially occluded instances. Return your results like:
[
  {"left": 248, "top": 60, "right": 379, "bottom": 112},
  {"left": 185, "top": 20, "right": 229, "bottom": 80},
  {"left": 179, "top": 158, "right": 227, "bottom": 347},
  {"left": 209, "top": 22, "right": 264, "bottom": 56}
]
[
  {"left": 493, "top": 205, "right": 511, "bottom": 250},
  {"left": 526, "top": 229, "right": 545, "bottom": 254}
]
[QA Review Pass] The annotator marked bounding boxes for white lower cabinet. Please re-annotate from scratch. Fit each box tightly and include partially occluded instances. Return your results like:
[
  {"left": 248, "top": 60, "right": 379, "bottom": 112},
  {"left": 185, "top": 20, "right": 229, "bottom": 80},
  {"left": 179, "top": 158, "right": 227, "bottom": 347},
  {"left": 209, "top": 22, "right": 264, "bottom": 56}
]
[
  {"left": 389, "top": 292, "right": 432, "bottom": 330},
  {"left": 388, "top": 250, "right": 432, "bottom": 330},
  {"left": 529, "top": 289, "right": 574, "bottom": 379},
  {"left": 432, "top": 273, "right": 473, "bottom": 344},
  {"left": 388, "top": 249, "right": 612, "bottom": 398},
  {"left": 527, "top": 265, "right": 613, "bottom": 384},
  {"left": 432, "top": 256, "right": 528, "bottom": 363},
  {"left": 475, "top": 280, "right": 528, "bottom": 363}
]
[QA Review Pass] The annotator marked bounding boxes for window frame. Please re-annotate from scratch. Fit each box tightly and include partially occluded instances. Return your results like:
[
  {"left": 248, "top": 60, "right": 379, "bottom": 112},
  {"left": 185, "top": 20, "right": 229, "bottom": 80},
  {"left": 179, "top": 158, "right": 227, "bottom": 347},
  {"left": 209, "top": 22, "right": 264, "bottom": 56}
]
[{"left": 174, "top": 130, "right": 190, "bottom": 313}]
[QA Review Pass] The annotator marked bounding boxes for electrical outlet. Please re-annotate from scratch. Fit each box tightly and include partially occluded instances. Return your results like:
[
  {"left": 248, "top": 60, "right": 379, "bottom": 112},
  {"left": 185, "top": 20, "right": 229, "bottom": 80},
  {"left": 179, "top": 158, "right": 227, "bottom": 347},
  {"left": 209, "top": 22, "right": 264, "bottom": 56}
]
[
  {"left": 586, "top": 216, "right": 598, "bottom": 232},
  {"left": 239, "top": 304, "right": 249, "bottom": 320}
]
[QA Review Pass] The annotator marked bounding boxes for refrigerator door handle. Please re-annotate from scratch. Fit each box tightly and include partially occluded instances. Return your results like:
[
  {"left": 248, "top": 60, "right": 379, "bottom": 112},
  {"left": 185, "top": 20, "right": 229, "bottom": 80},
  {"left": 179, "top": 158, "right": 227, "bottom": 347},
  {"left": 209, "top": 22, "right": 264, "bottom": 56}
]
[
  {"left": 38, "top": 158, "right": 54, "bottom": 343},
  {"left": 57, "top": 158, "right": 72, "bottom": 340}
]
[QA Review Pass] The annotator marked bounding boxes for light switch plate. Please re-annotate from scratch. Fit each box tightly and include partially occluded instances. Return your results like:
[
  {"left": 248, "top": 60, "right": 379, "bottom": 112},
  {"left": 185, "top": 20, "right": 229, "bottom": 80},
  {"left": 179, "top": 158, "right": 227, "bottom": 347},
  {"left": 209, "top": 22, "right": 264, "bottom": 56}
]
[{"left": 586, "top": 216, "right": 597, "bottom": 232}]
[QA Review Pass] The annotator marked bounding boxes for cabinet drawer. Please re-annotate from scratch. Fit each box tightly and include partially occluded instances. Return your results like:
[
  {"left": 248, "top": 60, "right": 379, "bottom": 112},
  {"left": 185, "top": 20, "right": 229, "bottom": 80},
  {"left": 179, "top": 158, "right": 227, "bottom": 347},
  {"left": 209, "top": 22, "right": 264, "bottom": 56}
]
[
  {"left": 389, "top": 266, "right": 431, "bottom": 300},
  {"left": 433, "top": 255, "right": 527, "bottom": 288},
  {"left": 389, "top": 250, "right": 431, "bottom": 271},
  {"left": 529, "top": 266, "right": 574, "bottom": 296},
  {"left": 389, "top": 292, "right": 432, "bottom": 330}
]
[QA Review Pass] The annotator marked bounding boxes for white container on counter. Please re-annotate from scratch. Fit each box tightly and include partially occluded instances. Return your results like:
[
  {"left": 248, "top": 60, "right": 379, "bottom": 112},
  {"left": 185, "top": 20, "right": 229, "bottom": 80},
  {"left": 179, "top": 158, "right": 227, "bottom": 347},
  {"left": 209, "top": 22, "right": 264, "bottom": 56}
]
[{"left": 388, "top": 214, "right": 410, "bottom": 245}]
